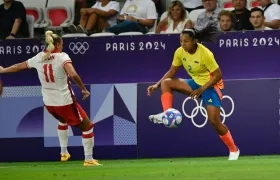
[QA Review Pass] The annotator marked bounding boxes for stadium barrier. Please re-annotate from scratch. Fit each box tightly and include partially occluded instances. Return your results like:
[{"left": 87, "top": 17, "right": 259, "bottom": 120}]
[{"left": 0, "top": 31, "right": 280, "bottom": 162}]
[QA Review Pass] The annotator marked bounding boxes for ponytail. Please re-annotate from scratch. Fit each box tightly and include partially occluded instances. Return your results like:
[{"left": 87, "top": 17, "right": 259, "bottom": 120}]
[
  {"left": 41, "top": 30, "right": 60, "bottom": 60},
  {"left": 181, "top": 22, "right": 218, "bottom": 43}
]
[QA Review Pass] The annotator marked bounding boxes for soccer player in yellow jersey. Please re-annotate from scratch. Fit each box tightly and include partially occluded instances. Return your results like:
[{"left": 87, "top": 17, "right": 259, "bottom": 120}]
[{"left": 147, "top": 23, "right": 240, "bottom": 160}]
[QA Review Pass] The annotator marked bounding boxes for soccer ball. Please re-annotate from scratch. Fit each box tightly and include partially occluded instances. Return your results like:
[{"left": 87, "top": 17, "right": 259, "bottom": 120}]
[{"left": 162, "top": 108, "right": 183, "bottom": 128}]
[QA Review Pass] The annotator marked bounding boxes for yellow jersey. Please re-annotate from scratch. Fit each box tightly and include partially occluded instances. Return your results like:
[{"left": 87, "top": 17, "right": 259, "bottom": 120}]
[{"left": 172, "top": 43, "right": 224, "bottom": 89}]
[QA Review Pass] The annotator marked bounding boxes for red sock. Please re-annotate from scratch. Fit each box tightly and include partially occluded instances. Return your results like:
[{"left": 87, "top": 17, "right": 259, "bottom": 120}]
[
  {"left": 219, "top": 130, "right": 237, "bottom": 152},
  {"left": 161, "top": 92, "right": 173, "bottom": 111}
]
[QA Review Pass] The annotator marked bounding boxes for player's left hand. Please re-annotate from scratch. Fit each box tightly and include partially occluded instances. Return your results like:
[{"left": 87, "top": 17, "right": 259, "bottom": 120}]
[
  {"left": 82, "top": 90, "right": 90, "bottom": 100},
  {"left": 190, "top": 87, "right": 204, "bottom": 99},
  {"left": 0, "top": 66, "right": 3, "bottom": 73}
]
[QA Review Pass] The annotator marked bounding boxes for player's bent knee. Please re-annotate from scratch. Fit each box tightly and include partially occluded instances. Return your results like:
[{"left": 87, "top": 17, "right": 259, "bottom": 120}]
[
  {"left": 82, "top": 126, "right": 94, "bottom": 139},
  {"left": 84, "top": 122, "right": 94, "bottom": 131},
  {"left": 82, "top": 122, "right": 94, "bottom": 139},
  {"left": 58, "top": 122, "right": 68, "bottom": 130},
  {"left": 161, "top": 78, "right": 173, "bottom": 88},
  {"left": 76, "top": 119, "right": 94, "bottom": 132}
]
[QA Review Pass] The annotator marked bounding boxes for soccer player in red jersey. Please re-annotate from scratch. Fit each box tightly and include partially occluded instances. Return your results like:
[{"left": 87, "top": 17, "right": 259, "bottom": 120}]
[{"left": 0, "top": 31, "right": 101, "bottom": 166}]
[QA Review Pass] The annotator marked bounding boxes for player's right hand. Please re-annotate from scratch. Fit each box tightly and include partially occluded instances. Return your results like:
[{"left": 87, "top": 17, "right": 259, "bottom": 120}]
[
  {"left": 147, "top": 84, "right": 159, "bottom": 96},
  {"left": 82, "top": 89, "right": 90, "bottom": 100}
]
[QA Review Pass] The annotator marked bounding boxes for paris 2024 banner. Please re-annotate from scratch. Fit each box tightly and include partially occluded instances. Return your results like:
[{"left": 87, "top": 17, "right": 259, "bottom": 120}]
[{"left": 0, "top": 30, "right": 280, "bottom": 161}]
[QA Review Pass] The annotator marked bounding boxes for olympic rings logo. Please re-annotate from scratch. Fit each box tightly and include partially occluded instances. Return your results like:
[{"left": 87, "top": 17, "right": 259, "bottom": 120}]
[
  {"left": 181, "top": 95, "right": 234, "bottom": 128},
  {"left": 69, "top": 42, "right": 89, "bottom": 54}
]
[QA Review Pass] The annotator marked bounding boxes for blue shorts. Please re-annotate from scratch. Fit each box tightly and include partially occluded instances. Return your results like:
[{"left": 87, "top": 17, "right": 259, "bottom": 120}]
[{"left": 185, "top": 79, "right": 222, "bottom": 108}]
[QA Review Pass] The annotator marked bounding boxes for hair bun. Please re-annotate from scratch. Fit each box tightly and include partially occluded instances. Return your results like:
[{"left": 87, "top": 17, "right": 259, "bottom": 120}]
[{"left": 45, "top": 30, "right": 53, "bottom": 37}]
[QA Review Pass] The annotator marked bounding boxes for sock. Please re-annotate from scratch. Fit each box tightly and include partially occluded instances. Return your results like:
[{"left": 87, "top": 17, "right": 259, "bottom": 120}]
[
  {"left": 219, "top": 130, "right": 237, "bottom": 152},
  {"left": 57, "top": 122, "right": 69, "bottom": 154},
  {"left": 82, "top": 124, "right": 94, "bottom": 161},
  {"left": 161, "top": 92, "right": 173, "bottom": 111}
]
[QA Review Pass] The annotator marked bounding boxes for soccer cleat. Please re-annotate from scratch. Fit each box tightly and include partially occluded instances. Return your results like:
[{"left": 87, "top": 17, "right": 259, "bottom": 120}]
[
  {"left": 149, "top": 112, "right": 164, "bottom": 124},
  {"left": 61, "top": 153, "right": 71, "bottom": 162},
  {"left": 228, "top": 147, "right": 240, "bottom": 160},
  {"left": 83, "top": 159, "right": 102, "bottom": 167}
]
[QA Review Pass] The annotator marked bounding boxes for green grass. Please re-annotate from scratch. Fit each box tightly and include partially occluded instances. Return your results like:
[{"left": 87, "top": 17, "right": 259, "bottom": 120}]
[{"left": 0, "top": 156, "right": 280, "bottom": 180}]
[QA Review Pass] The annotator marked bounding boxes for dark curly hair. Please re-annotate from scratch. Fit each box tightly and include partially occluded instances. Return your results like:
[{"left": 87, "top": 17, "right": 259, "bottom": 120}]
[{"left": 181, "top": 22, "right": 218, "bottom": 42}]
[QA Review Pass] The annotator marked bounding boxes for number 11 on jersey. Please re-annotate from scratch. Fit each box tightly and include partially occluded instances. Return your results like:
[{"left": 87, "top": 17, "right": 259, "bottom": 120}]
[{"left": 43, "top": 64, "right": 55, "bottom": 83}]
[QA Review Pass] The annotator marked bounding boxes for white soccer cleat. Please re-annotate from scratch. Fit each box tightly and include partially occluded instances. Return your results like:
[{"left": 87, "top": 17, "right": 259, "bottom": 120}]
[
  {"left": 228, "top": 147, "right": 240, "bottom": 160},
  {"left": 149, "top": 112, "right": 164, "bottom": 124}
]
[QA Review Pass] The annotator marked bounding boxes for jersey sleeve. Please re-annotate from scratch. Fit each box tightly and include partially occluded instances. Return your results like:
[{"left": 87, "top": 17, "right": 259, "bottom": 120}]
[
  {"left": 204, "top": 52, "right": 219, "bottom": 73},
  {"left": 26, "top": 53, "right": 41, "bottom": 69},
  {"left": 172, "top": 48, "right": 182, "bottom": 67},
  {"left": 59, "top": 53, "right": 72, "bottom": 68}
]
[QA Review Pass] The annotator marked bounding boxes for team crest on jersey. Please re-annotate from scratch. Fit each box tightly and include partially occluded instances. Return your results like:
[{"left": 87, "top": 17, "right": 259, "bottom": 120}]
[{"left": 183, "top": 57, "right": 186, "bottom": 61}]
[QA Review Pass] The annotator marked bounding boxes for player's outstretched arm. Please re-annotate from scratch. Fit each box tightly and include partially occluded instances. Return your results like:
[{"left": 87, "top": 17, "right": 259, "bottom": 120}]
[
  {"left": 147, "top": 65, "right": 180, "bottom": 96},
  {"left": 64, "top": 63, "right": 90, "bottom": 100},
  {"left": 155, "top": 65, "right": 180, "bottom": 87},
  {"left": 190, "top": 68, "right": 222, "bottom": 99},
  {"left": 64, "top": 63, "right": 86, "bottom": 90},
  {"left": 0, "top": 62, "right": 28, "bottom": 74}
]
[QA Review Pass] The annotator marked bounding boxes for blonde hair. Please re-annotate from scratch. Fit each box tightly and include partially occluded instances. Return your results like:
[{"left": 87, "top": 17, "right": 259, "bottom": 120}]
[
  {"left": 41, "top": 31, "right": 60, "bottom": 60},
  {"left": 168, "top": 0, "right": 186, "bottom": 21}
]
